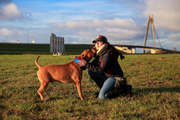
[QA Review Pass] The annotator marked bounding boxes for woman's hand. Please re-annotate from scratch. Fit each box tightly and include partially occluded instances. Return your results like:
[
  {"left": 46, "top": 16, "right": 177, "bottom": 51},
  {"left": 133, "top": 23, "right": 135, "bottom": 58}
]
[{"left": 78, "top": 60, "right": 87, "bottom": 67}]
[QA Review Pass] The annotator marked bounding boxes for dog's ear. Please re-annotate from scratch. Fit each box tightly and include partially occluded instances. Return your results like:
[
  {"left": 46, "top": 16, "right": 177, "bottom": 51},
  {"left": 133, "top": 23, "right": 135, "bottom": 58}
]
[{"left": 91, "top": 47, "right": 97, "bottom": 53}]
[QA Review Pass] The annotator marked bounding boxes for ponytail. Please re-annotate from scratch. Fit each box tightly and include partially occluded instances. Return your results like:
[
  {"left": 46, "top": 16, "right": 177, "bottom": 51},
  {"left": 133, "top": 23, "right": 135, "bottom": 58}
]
[{"left": 107, "top": 42, "right": 125, "bottom": 60}]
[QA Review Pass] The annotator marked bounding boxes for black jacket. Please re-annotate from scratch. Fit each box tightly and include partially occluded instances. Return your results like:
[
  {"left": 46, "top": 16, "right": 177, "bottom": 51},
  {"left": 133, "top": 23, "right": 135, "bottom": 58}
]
[{"left": 85, "top": 47, "right": 124, "bottom": 78}]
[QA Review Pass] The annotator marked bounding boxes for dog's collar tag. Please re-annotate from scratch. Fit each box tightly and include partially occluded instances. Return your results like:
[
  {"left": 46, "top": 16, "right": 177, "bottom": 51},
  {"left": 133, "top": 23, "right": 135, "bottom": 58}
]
[{"left": 74, "top": 58, "right": 79, "bottom": 64}]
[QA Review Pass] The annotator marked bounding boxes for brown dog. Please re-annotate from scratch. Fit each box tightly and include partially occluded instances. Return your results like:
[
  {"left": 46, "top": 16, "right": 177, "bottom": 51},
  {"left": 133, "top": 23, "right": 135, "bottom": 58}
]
[{"left": 35, "top": 48, "right": 96, "bottom": 101}]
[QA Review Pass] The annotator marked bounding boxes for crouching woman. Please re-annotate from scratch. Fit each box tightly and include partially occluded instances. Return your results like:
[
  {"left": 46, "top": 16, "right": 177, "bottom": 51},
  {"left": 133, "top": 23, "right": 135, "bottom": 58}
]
[{"left": 78, "top": 35, "right": 130, "bottom": 100}]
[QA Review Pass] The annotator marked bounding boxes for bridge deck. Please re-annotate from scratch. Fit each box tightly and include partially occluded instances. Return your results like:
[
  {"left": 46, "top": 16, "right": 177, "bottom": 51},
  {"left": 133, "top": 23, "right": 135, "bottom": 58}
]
[{"left": 113, "top": 44, "right": 167, "bottom": 50}]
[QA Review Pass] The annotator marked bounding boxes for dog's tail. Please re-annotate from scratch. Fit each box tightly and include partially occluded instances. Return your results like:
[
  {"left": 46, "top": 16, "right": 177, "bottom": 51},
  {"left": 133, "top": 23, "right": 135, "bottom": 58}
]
[{"left": 35, "top": 56, "right": 42, "bottom": 68}]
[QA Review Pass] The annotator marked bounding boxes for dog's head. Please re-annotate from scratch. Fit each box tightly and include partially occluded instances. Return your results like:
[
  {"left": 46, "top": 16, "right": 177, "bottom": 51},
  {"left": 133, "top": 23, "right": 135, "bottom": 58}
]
[{"left": 75, "top": 47, "right": 96, "bottom": 62}]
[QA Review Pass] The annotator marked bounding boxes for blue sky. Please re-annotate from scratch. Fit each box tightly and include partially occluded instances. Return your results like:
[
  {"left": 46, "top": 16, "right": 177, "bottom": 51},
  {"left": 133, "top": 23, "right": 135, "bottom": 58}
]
[{"left": 0, "top": 0, "right": 180, "bottom": 51}]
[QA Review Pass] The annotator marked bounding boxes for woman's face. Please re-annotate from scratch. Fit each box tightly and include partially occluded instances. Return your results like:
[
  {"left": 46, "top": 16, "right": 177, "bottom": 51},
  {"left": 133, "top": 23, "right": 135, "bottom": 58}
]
[{"left": 95, "top": 41, "right": 104, "bottom": 51}]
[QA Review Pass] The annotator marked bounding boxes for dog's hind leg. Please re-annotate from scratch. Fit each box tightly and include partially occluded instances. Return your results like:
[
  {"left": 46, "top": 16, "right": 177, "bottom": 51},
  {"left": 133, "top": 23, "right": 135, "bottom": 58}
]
[
  {"left": 37, "top": 81, "right": 49, "bottom": 101},
  {"left": 37, "top": 71, "right": 50, "bottom": 101},
  {"left": 75, "top": 80, "right": 83, "bottom": 100},
  {"left": 37, "top": 72, "right": 50, "bottom": 101}
]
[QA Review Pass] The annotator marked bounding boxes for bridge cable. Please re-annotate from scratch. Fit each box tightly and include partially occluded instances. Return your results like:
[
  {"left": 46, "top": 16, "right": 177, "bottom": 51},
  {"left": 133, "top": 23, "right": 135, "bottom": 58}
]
[
  {"left": 132, "top": 25, "right": 146, "bottom": 46},
  {"left": 154, "top": 27, "right": 163, "bottom": 48}
]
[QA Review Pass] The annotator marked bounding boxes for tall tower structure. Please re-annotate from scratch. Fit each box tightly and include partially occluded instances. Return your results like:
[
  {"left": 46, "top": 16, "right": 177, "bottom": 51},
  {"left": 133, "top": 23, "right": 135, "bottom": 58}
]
[
  {"left": 142, "top": 15, "right": 156, "bottom": 53},
  {"left": 50, "top": 33, "right": 66, "bottom": 55}
]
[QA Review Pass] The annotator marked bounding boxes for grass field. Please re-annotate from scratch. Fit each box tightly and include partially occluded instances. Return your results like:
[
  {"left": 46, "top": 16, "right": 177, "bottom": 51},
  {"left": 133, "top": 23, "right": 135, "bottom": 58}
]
[{"left": 0, "top": 54, "right": 180, "bottom": 119}]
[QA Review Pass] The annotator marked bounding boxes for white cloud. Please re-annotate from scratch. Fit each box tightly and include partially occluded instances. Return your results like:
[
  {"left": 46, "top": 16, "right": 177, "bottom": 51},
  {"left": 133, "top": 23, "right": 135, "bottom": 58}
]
[
  {"left": 168, "top": 34, "right": 180, "bottom": 41},
  {"left": 0, "top": 28, "right": 23, "bottom": 37},
  {"left": 0, "top": 28, "right": 15, "bottom": 36},
  {"left": 0, "top": 2, "right": 22, "bottom": 21},
  {"left": 142, "top": 0, "right": 180, "bottom": 32},
  {"left": 52, "top": 18, "right": 141, "bottom": 40},
  {"left": 54, "top": 18, "right": 137, "bottom": 29}
]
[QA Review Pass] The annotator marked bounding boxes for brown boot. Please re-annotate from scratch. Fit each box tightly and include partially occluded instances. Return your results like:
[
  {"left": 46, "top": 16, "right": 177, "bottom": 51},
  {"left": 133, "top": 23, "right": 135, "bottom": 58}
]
[
  {"left": 106, "top": 88, "right": 125, "bottom": 98},
  {"left": 126, "top": 85, "right": 132, "bottom": 97},
  {"left": 106, "top": 85, "right": 132, "bottom": 99}
]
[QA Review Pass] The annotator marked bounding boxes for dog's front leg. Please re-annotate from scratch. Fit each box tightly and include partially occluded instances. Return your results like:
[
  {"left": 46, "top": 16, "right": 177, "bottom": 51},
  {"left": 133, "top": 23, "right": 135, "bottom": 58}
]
[{"left": 75, "top": 80, "right": 84, "bottom": 100}]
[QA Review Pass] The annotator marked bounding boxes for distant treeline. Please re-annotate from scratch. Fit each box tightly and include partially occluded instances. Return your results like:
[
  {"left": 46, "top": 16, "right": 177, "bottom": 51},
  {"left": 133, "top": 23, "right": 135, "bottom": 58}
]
[{"left": 0, "top": 43, "right": 94, "bottom": 55}]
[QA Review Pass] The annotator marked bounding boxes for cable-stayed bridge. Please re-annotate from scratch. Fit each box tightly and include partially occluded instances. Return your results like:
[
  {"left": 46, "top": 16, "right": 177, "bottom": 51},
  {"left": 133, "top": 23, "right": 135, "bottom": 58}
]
[{"left": 114, "top": 15, "right": 173, "bottom": 54}]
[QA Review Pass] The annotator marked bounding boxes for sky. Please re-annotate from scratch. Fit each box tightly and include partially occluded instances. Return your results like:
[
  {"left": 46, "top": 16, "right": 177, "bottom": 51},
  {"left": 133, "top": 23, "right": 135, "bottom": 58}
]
[{"left": 0, "top": 0, "right": 180, "bottom": 52}]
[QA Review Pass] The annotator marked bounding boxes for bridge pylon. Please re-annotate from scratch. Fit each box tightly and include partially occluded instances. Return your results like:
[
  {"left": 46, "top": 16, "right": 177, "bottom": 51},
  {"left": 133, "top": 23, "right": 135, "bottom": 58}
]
[{"left": 142, "top": 15, "right": 156, "bottom": 53}]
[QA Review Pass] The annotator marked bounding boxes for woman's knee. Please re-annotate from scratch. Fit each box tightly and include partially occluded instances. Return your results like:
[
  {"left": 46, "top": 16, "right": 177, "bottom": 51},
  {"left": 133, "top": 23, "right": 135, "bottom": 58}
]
[{"left": 98, "top": 77, "right": 116, "bottom": 100}]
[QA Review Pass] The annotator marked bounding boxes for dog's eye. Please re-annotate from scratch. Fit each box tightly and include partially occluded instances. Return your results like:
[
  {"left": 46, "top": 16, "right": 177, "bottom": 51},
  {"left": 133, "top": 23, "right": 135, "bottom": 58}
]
[{"left": 82, "top": 54, "right": 86, "bottom": 58}]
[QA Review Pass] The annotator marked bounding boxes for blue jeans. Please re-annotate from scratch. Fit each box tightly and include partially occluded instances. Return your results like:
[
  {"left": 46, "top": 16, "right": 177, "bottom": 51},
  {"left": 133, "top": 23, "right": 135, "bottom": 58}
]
[{"left": 88, "top": 70, "right": 116, "bottom": 100}]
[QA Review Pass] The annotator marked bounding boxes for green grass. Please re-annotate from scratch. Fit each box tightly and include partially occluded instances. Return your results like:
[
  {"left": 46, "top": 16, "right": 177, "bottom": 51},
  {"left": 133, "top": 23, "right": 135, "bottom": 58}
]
[
  {"left": 0, "top": 54, "right": 180, "bottom": 119},
  {"left": 0, "top": 43, "right": 94, "bottom": 55}
]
